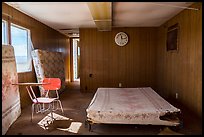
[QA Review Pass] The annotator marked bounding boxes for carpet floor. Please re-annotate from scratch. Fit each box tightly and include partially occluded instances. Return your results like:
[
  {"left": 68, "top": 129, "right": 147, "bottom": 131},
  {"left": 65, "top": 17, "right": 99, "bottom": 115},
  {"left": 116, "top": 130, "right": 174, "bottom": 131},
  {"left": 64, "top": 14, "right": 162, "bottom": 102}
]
[{"left": 5, "top": 82, "right": 202, "bottom": 135}]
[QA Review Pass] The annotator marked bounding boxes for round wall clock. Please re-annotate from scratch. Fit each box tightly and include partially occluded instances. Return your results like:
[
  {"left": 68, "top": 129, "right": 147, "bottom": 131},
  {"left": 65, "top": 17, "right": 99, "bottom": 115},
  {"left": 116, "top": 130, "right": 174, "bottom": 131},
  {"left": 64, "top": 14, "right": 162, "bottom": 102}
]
[{"left": 115, "top": 32, "right": 128, "bottom": 46}]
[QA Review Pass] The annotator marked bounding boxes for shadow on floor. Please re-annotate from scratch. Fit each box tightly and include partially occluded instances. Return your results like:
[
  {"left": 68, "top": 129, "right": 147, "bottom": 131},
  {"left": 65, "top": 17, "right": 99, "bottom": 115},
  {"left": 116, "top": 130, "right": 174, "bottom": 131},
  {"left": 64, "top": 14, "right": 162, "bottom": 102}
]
[{"left": 5, "top": 84, "right": 202, "bottom": 135}]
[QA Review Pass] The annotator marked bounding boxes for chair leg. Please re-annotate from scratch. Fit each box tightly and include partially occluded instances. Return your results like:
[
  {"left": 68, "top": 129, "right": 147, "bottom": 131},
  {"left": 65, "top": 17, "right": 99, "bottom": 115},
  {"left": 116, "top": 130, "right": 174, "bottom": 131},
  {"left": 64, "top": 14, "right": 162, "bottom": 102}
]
[
  {"left": 58, "top": 100, "right": 64, "bottom": 114},
  {"left": 31, "top": 104, "right": 35, "bottom": 122},
  {"left": 50, "top": 104, "right": 54, "bottom": 123}
]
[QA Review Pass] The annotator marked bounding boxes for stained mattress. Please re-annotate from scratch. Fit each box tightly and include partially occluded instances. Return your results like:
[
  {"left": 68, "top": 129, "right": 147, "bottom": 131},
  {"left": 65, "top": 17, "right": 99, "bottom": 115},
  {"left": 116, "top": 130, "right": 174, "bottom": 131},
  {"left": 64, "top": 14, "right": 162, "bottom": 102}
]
[{"left": 86, "top": 87, "right": 181, "bottom": 126}]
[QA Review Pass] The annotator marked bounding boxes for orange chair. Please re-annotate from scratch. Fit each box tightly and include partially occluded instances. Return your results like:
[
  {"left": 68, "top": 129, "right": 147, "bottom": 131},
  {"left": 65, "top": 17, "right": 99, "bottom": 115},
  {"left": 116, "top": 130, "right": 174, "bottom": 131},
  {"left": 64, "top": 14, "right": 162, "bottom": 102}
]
[
  {"left": 42, "top": 78, "right": 64, "bottom": 114},
  {"left": 27, "top": 85, "right": 56, "bottom": 122}
]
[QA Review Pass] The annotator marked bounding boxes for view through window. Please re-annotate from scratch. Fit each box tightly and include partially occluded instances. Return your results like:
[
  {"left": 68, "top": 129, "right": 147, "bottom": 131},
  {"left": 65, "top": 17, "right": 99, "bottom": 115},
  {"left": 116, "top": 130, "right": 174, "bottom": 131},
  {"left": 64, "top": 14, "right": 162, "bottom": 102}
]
[
  {"left": 11, "top": 23, "right": 32, "bottom": 73},
  {"left": 2, "top": 20, "right": 8, "bottom": 45}
]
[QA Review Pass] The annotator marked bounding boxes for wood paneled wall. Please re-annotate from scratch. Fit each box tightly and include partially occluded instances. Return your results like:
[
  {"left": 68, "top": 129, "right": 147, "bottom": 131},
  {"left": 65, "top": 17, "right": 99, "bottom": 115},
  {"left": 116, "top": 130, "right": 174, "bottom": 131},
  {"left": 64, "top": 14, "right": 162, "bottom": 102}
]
[
  {"left": 80, "top": 28, "right": 157, "bottom": 92},
  {"left": 2, "top": 2, "right": 202, "bottom": 118},
  {"left": 2, "top": 3, "right": 70, "bottom": 109},
  {"left": 156, "top": 3, "right": 202, "bottom": 118}
]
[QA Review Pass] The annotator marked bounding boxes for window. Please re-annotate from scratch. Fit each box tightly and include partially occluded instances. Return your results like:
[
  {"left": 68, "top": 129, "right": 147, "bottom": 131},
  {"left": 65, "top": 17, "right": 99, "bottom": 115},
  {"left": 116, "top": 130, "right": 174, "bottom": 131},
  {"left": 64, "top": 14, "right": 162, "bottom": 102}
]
[
  {"left": 11, "top": 23, "right": 32, "bottom": 73},
  {"left": 167, "top": 23, "right": 179, "bottom": 51},
  {"left": 2, "top": 20, "right": 8, "bottom": 45},
  {"left": 77, "top": 46, "right": 80, "bottom": 56}
]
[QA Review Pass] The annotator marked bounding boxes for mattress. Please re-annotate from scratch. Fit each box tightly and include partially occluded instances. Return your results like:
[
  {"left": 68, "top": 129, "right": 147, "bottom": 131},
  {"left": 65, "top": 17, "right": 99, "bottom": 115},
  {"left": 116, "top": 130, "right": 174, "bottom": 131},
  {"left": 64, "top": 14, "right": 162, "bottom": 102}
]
[
  {"left": 86, "top": 87, "right": 181, "bottom": 126},
  {"left": 2, "top": 45, "right": 21, "bottom": 135},
  {"left": 31, "top": 49, "right": 66, "bottom": 97}
]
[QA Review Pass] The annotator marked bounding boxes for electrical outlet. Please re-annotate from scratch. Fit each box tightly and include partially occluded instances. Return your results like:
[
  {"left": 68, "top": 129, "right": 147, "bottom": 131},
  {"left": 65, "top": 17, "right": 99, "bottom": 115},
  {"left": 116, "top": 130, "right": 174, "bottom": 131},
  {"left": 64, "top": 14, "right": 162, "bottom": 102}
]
[
  {"left": 176, "top": 93, "right": 178, "bottom": 99},
  {"left": 89, "top": 74, "right": 93, "bottom": 78},
  {"left": 119, "top": 83, "right": 122, "bottom": 87}
]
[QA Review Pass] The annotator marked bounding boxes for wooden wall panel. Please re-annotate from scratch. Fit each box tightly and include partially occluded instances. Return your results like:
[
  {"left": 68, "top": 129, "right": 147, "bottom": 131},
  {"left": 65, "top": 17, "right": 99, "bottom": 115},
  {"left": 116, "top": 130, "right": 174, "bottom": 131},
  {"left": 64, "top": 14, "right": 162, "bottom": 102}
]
[
  {"left": 156, "top": 3, "right": 202, "bottom": 118},
  {"left": 80, "top": 28, "right": 157, "bottom": 92},
  {"left": 2, "top": 3, "right": 70, "bottom": 109},
  {"left": 3, "top": 2, "right": 201, "bottom": 119}
]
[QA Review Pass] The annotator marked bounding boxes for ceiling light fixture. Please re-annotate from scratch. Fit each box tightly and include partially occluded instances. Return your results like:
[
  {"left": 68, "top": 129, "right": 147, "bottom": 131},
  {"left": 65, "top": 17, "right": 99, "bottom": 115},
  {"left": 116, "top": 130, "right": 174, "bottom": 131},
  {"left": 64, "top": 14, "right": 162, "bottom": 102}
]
[{"left": 87, "top": 2, "right": 112, "bottom": 31}]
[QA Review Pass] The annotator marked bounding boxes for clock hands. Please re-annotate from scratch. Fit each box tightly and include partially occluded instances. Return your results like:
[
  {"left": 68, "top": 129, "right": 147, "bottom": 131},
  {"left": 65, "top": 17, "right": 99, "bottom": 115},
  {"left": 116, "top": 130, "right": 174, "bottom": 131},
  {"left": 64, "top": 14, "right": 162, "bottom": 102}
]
[
  {"left": 115, "top": 32, "right": 128, "bottom": 46},
  {"left": 121, "top": 35, "right": 127, "bottom": 40}
]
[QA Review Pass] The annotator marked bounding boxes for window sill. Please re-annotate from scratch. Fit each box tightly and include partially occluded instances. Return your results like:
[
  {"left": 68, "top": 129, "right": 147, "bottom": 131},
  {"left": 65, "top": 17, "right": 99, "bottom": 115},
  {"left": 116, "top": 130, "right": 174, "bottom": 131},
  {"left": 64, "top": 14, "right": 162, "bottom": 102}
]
[{"left": 17, "top": 70, "right": 32, "bottom": 74}]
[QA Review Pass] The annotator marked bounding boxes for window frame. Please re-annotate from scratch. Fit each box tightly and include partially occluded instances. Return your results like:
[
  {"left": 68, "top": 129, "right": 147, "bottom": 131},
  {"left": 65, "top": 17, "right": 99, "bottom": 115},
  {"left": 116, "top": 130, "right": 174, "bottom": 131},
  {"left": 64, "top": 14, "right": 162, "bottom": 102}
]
[
  {"left": 10, "top": 23, "right": 32, "bottom": 73},
  {"left": 2, "top": 20, "right": 8, "bottom": 45},
  {"left": 166, "top": 23, "right": 179, "bottom": 52}
]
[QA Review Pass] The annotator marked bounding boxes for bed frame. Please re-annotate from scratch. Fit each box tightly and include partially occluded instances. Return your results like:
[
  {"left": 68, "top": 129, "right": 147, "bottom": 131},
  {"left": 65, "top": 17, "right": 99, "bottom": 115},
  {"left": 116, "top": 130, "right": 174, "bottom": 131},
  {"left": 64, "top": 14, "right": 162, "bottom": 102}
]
[{"left": 85, "top": 87, "right": 182, "bottom": 131}]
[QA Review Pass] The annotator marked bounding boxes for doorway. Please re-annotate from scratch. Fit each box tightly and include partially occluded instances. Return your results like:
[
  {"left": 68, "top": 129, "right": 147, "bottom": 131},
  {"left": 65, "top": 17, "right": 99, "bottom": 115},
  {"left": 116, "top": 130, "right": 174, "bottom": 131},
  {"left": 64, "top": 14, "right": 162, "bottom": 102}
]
[{"left": 72, "top": 38, "right": 80, "bottom": 82}]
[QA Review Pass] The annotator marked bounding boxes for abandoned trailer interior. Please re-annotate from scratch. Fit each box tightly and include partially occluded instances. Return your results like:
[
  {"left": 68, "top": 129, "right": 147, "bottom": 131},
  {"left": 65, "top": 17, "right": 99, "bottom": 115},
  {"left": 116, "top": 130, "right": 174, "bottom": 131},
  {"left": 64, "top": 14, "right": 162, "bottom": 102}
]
[{"left": 2, "top": 2, "right": 202, "bottom": 135}]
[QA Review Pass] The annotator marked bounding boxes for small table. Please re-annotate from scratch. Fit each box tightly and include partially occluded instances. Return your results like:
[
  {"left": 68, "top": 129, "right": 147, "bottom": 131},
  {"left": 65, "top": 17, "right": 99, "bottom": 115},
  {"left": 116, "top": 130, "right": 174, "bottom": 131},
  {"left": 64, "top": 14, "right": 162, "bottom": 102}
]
[
  {"left": 12, "top": 82, "right": 50, "bottom": 97},
  {"left": 12, "top": 82, "right": 54, "bottom": 122},
  {"left": 12, "top": 82, "right": 49, "bottom": 86}
]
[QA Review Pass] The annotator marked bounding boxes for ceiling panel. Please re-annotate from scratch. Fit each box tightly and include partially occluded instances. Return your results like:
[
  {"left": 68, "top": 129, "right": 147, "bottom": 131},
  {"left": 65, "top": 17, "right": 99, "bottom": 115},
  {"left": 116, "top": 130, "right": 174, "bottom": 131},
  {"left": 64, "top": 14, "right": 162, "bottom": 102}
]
[
  {"left": 113, "top": 2, "right": 193, "bottom": 27},
  {"left": 87, "top": 2, "right": 112, "bottom": 31},
  {"left": 5, "top": 2, "right": 194, "bottom": 37}
]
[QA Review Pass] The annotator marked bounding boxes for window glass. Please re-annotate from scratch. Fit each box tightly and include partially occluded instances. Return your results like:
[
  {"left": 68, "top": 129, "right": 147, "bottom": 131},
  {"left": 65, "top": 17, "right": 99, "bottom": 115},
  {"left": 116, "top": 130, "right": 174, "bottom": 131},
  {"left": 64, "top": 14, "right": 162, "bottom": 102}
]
[
  {"left": 11, "top": 24, "right": 32, "bottom": 73},
  {"left": 2, "top": 20, "right": 8, "bottom": 45}
]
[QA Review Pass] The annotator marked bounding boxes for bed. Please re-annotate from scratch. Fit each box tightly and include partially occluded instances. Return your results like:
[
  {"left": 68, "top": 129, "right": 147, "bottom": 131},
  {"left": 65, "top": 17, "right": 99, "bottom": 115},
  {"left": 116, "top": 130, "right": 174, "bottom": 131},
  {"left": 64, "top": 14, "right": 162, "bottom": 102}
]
[{"left": 86, "top": 87, "right": 181, "bottom": 131}]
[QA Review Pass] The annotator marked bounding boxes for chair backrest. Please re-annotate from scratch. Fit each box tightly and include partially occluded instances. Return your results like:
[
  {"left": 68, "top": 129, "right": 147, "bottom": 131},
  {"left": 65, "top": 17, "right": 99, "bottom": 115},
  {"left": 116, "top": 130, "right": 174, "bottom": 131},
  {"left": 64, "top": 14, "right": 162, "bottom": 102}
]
[
  {"left": 26, "top": 86, "right": 37, "bottom": 102},
  {"left": 42, "top": 78, "right": 61, "bottom": 90}
]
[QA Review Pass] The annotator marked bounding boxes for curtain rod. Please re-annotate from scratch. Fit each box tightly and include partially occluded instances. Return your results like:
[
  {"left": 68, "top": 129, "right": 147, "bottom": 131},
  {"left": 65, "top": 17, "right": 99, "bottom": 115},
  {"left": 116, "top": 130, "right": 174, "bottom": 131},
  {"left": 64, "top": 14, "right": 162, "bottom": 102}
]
[
  {"left": 149, "top": 3, "right": 199, "bottom": 11},
  {"left": 2, "top": 12, "right": 12, "bottom": 18}
]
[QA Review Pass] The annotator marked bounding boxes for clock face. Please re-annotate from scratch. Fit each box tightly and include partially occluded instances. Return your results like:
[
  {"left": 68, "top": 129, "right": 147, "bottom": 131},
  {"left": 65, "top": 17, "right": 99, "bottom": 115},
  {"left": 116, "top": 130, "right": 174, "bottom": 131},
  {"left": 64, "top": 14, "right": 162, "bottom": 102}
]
[{"left": 115, "top": 32, "right": 128, "bottom": 46}]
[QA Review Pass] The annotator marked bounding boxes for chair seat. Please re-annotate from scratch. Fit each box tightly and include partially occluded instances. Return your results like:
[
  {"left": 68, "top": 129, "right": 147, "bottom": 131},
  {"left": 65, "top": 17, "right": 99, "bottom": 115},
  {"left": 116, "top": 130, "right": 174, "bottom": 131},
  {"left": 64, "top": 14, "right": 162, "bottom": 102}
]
[
  {"left": 29, "top": 78, "right": 64, "bottom": 122},
  {"left": 33, "top": 97, "right": 56, "bottom": 104}
]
